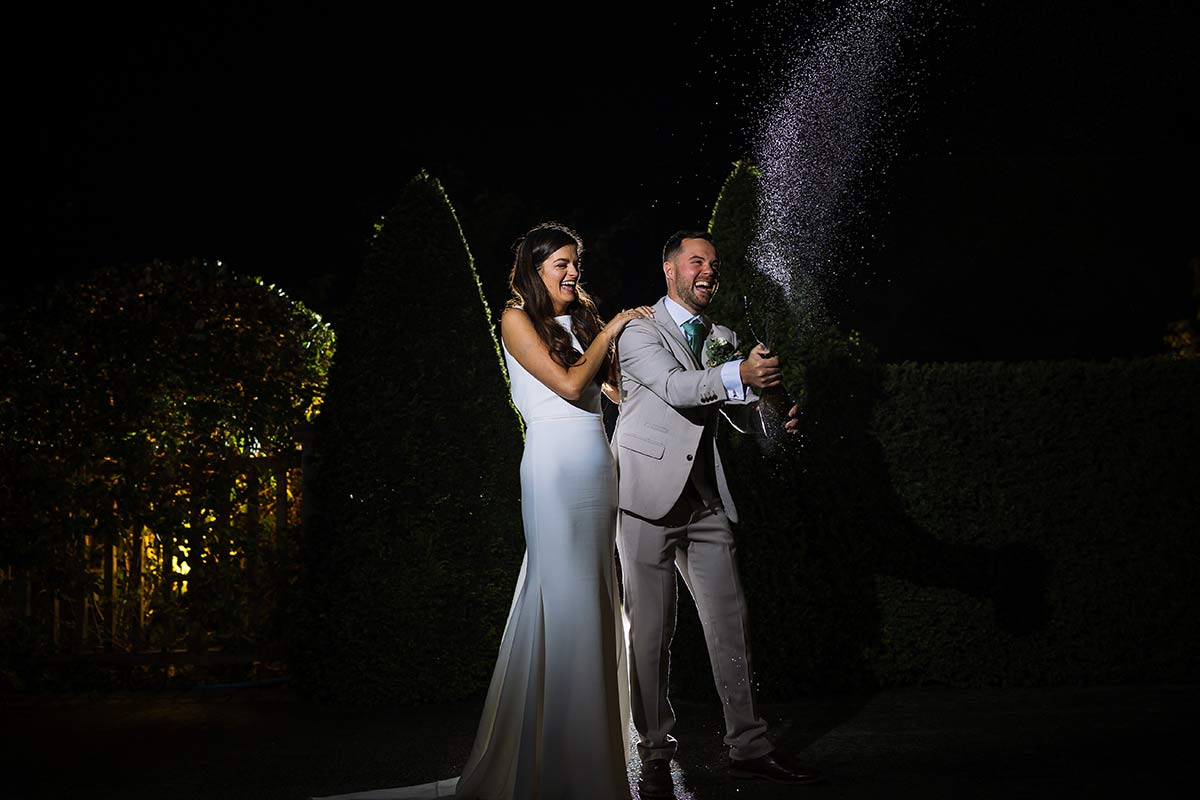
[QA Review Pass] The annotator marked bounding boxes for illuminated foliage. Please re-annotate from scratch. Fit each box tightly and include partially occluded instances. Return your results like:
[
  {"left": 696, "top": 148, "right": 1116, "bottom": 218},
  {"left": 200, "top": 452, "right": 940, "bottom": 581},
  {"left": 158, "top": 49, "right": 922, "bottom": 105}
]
[{"left": 0, "top": 259, "right": 334, "bottom": 664}]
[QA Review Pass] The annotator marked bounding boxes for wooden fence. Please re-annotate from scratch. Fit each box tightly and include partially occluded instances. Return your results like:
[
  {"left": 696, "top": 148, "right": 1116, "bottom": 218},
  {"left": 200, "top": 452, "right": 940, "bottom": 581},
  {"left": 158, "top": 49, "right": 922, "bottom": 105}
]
[{"left": 2, "top": 444, "right": 307, "bottom": 672}]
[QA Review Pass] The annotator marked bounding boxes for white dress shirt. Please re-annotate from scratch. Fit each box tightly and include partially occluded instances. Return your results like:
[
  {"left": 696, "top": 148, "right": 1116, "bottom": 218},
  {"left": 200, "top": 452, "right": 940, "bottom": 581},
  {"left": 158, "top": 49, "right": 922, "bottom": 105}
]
[{"left": 663, "top": 295, "right": 747, "bottom": 401}]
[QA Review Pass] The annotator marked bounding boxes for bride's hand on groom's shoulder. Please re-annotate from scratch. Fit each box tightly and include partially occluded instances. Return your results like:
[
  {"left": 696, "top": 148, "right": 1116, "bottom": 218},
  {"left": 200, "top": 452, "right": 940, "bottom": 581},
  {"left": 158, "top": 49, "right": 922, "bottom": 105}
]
[{"left": 604, "top": 306, "right": 654, "bottom": 339}]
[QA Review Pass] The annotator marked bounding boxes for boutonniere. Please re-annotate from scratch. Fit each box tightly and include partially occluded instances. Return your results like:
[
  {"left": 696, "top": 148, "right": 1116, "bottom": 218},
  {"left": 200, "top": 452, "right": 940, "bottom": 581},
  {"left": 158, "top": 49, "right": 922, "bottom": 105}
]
[{"left": 705, "top": 336, "right": 741, "bottom": 368}]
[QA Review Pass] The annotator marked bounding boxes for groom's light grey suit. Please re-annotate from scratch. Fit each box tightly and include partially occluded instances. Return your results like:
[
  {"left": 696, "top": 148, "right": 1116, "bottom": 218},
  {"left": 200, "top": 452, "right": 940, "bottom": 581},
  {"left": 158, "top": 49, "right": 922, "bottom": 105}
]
[{"left": 612, "top": 295, "right": 773, "bottom": 763}]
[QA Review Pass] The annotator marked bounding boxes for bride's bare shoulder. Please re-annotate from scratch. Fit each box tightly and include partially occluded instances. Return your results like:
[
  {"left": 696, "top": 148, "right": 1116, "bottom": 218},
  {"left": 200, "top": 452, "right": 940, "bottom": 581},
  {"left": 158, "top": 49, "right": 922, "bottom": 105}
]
[
  {"left": 500, "top": 306, "right": 537, "bottom": 346},
  {"left": 501, "top": 306, "right": 531, "bottom": 328}
]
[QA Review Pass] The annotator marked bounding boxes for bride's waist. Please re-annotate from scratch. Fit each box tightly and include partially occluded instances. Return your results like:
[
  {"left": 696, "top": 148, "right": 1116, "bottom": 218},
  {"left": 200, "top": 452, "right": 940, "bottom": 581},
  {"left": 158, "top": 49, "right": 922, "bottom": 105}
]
[{"left": 524, "top": 413, "right": 605, "bottom": 426}]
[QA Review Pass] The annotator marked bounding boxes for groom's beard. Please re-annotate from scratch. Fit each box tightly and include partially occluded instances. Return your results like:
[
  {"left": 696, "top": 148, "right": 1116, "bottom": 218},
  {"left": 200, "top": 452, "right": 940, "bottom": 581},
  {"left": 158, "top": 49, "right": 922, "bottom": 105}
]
[{"left": 679, "top": 278, "right": 718, "bottom": 312}]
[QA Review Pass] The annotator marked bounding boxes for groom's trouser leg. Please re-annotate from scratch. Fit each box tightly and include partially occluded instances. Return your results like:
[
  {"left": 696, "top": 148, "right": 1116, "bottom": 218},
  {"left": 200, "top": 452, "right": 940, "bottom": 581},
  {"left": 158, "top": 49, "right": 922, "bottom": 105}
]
[
  {"left": 619, "top": 498, "right": 772, "bottom": 763},
  {"left": 618, "top": 501, "right": 691, "bottom": 762},
  {"left": 674, "top": 506, "right": 772, "bottom": 761}
]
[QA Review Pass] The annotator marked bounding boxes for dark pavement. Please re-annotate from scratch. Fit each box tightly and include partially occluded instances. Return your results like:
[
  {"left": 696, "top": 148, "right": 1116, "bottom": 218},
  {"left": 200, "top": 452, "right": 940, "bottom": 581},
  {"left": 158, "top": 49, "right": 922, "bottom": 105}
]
[{"left": 2, "top": 682, "right": 1195, "bottom": 799}]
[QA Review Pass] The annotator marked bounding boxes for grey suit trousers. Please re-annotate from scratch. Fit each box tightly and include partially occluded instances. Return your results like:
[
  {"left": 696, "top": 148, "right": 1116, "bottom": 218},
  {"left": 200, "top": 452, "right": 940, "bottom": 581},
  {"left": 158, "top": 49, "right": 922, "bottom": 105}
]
[{"left": 616, "top": 476, "right": 773, "bottom": 763}]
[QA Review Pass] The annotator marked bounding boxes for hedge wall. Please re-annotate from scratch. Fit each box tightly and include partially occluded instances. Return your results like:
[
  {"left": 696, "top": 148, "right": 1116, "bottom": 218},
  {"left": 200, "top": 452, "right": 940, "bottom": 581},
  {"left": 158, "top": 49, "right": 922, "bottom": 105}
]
[
  {"left": 290, "top": 171, "right": 525, "bottom": 704},
  {"left": 869, "top": 358, "right": 1200, "bottom": 686},
  {"left": 703, "top": 356, "right": 1200, "bottom": 696}
]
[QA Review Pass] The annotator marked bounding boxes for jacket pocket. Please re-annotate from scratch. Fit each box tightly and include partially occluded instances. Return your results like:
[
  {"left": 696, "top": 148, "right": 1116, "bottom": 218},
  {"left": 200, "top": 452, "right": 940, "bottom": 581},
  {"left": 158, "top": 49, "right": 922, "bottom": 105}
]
[{"left": 619, "top": 432, "right": 665, "bottom": 460}]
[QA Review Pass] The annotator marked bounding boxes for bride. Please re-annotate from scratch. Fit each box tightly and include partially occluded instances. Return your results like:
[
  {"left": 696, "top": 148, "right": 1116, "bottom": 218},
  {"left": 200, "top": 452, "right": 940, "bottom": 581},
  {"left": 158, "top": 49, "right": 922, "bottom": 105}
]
[{"left": 313, "top": 222, "right": 651, "bottom": 799}]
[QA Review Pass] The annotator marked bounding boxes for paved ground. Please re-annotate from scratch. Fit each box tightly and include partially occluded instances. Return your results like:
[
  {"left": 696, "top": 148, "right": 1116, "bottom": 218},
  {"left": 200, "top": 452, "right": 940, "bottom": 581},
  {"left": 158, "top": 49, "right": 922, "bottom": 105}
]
[{"left": 2, "top": 682, "right": 1195, "bottom": 799}]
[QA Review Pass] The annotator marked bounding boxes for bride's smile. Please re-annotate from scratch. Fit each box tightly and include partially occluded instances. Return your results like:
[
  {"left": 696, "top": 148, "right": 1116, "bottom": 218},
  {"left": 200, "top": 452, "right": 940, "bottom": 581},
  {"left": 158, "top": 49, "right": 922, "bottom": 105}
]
[{"left": 538, "top": 244, "right": 581, "bottom": 314}]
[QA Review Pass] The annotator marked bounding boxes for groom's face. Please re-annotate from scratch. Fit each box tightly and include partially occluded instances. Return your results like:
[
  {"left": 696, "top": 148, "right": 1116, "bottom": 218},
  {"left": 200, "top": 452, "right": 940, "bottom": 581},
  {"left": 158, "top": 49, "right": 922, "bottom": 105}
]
[{"left": 665, "top": 237, "right": 720, "bottom": 315}]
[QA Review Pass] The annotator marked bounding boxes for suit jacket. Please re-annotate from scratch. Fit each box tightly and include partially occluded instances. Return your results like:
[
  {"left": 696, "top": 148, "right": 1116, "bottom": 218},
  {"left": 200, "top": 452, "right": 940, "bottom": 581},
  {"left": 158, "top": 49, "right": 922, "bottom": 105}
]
[{"left": 612, "top": 296, "right": 759, "bottom": 523}]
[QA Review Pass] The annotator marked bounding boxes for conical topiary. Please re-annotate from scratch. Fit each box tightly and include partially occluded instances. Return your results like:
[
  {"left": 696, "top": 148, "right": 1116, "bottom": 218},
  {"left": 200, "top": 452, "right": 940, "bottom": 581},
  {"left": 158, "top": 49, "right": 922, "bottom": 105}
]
[{"left": 292, "top": 171, "right": 524, "bottom": 704}]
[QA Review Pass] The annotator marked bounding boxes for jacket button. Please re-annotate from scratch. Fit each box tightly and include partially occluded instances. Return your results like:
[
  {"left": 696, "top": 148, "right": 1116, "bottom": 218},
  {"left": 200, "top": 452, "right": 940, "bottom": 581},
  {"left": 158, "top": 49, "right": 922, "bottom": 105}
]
[{"left": 686, "top": 455, "right": 693, "bottom": 461}]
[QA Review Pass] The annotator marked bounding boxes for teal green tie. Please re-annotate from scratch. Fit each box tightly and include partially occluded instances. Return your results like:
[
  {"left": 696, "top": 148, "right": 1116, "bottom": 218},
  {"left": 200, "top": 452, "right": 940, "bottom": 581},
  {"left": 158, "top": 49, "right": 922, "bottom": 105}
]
[{"left": 682, "top": 318, "right": 706, "bottom": 363}]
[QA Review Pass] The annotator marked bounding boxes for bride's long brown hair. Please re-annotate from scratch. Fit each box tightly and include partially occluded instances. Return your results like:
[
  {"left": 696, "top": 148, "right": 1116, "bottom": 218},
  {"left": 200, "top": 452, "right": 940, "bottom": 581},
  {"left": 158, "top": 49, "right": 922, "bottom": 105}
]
[{"left": 505, "top": 222, "right": 618, "bottom": 387}]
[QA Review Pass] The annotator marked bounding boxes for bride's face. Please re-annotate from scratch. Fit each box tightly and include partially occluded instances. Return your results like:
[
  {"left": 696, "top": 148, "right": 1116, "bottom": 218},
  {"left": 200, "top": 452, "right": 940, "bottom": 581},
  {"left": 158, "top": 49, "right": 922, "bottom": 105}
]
[{"left": 538, "top": 245, "right": 580, "bottom": 315}]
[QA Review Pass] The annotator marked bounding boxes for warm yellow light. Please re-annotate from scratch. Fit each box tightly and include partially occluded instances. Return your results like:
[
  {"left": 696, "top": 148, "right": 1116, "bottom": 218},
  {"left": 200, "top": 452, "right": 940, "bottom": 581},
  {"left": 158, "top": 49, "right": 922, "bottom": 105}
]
[{"left": 173, "top": 545, "right": 191, "bottom": 576}]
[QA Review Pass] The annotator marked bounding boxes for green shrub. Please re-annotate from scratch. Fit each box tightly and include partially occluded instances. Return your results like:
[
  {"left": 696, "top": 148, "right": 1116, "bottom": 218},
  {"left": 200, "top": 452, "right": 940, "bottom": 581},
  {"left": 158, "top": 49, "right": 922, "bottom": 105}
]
[{"left": 291, "top": 171, "right": 524, "bottom": 704}]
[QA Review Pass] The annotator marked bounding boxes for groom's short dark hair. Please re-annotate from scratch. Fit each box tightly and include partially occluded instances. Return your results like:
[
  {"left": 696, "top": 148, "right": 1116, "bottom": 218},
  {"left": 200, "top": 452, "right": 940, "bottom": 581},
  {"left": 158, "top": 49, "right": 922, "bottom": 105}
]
[{"left": 663, "top": 230, "right": 713, "bottom": 264}]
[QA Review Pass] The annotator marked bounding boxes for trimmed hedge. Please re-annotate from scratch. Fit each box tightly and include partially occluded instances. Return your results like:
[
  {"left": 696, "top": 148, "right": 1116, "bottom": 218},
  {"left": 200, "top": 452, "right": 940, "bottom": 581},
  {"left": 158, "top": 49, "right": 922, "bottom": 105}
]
[
  {"left": 869, "top": 358, "right": 1200, "bottom": 686},
  {"left": 290, "top": 172, "right": 525, "bottom": 704},
  {"left": 708, "top": 356, "right": 1200, "bottom": 696}
]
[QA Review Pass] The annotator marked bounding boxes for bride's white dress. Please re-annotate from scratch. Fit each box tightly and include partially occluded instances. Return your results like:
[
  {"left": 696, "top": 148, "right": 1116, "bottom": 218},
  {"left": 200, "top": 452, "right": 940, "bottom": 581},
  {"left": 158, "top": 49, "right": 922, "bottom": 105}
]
[{"left": 313, "top": 315, "right": 631, "bottom": 800}]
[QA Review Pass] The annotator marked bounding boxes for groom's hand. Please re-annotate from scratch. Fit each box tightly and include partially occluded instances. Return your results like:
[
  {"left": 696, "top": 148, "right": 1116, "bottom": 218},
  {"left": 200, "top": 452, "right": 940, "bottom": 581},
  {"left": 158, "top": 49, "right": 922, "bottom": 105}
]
[
  {"left": 785, "top": 403, "right": 801, "bottom": 434},
  {"left": 739, "top": 343, "right": 782, "bottom": 390}
]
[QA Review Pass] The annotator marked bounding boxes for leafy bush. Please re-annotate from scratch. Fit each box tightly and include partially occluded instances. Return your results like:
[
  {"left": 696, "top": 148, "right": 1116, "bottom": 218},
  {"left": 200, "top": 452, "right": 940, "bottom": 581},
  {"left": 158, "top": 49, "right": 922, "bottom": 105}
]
[{"left": 0, "top": 259, "right": 333, "bottom": 666}]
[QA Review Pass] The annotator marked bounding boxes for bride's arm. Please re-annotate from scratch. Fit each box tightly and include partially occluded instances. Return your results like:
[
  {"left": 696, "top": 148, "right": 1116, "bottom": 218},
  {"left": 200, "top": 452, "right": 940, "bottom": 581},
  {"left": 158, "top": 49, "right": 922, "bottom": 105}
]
[
  {"left": 501, "top": 307, "right": 648, "bottom": 401},
  {"left": 601, "top": 380, "right": 621, "bottom": 404}
]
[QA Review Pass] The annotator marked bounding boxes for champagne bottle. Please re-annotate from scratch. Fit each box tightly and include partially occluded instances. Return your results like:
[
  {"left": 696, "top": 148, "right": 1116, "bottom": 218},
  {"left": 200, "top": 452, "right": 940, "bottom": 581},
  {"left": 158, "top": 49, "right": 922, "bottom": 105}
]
[{"left": 743, "top": 295, "right": 797, "bottom": 433}]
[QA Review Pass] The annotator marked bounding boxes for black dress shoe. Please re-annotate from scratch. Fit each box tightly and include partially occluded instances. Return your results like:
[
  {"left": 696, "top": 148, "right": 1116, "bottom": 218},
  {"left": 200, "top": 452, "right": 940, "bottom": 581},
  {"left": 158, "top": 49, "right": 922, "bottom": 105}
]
[
  {"left": 637, "top": 758, "right": 674, "bottom": 797},
  {"left": 729, "top": 752, "right": 825, "bottom": 785}
]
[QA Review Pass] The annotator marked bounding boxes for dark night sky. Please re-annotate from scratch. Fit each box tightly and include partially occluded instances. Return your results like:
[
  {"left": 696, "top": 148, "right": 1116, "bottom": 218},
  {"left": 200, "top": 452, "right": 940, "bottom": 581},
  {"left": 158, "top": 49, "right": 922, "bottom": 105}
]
[{"left": 12, "top": 1, "right": 1199, "bottom": 363}]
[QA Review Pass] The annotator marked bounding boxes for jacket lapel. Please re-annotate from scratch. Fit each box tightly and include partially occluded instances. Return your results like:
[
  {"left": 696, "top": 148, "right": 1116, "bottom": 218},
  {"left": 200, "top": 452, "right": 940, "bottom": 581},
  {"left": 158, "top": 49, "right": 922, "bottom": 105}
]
[{"left": 653, "top": 296, "right": 703, "bottom": 369}]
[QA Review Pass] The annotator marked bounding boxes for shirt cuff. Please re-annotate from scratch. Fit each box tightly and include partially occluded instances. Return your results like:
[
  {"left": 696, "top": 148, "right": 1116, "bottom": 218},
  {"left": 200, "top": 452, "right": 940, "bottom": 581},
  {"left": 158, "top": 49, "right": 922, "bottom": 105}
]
[{"left": 721, "top": 359, "right": 746, "bottom": 400}]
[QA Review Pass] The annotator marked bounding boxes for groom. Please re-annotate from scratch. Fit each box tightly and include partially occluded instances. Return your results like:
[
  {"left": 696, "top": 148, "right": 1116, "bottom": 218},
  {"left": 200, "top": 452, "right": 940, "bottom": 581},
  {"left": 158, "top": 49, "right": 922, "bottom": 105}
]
[{"left": 613, "top": 230, "right": 821, "bottom": 795}]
